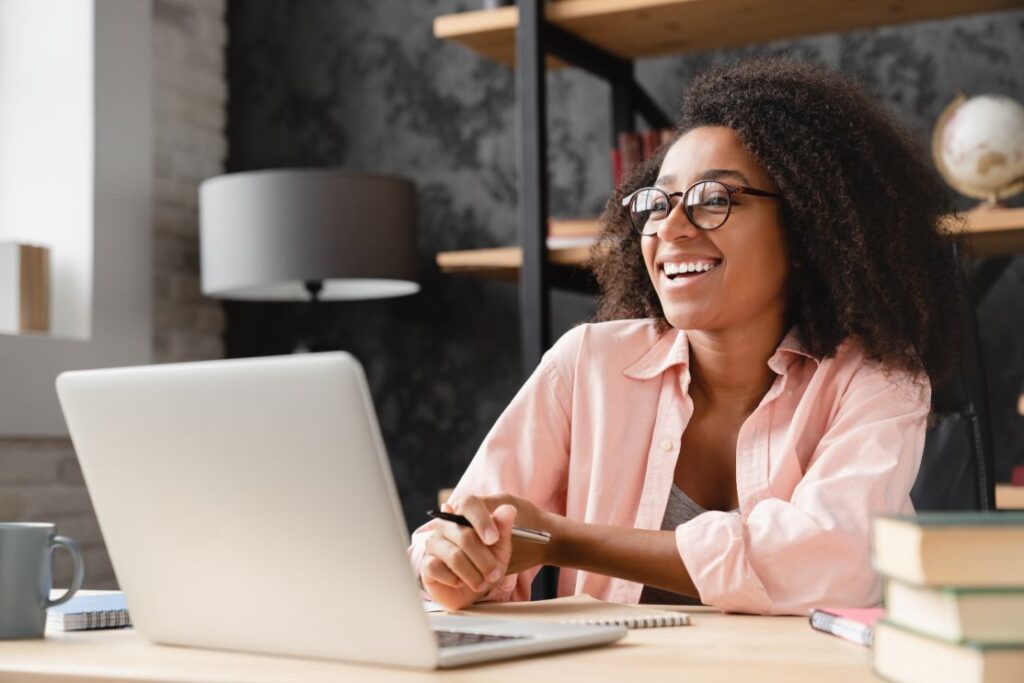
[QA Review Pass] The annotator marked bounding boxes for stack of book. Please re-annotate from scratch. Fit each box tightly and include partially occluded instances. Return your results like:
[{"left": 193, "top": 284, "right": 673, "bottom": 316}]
[{"left": 871, "top": 512, "right": 1024, "bottom": 683}]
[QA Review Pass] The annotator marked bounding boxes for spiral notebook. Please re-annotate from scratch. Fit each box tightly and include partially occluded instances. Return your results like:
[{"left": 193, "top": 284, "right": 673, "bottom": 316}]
[
  {"left": 46, "top": 590, "right": 132, "bottom": 632},
  {"left": 450, "top": 594, "right": 690, "bottom": 629}
]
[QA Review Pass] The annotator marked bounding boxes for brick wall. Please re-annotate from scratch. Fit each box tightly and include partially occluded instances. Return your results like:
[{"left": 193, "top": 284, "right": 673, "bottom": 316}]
[
  {"left": 153, "top": 0, "right": 227, "bottom": 364},
  {"left": 0, "top": 0, "right": 227, "bottom": 589}
]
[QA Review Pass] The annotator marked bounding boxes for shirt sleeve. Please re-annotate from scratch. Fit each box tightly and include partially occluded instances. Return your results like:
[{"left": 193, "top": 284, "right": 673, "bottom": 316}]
[
  {"left": 674, "top": 362, "right": 930, "bottom": 615},
  {"left": 407, "top": 326, "right": 580, "bottom": 603}
]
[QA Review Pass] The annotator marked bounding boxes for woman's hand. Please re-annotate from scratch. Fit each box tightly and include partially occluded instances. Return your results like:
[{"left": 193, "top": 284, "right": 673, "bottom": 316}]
[
  {"left": 419, "top": 493, "right": 561, "bottom": 611},
  {"left": 470, "top": 493, "right": 557, "bottom": 575},
  {"left": 420, "top": 499, "right": 518, "bottom": 612}
]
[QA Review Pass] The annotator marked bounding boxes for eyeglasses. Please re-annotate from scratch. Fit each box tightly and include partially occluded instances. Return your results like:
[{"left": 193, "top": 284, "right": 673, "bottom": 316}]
[{"left": 622, "top": 180, "right": 781, "bottom": 235}]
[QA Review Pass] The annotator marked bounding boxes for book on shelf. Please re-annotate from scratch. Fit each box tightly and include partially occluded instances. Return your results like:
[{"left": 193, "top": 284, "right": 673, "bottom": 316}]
[
  {"left": 872, "top": 512, "right": 1024, "bottom": 588},
  {"left": 617, "top": 131, "right": 643, "bottom": 183},
  {"left": 546, "top": 235, "right": 598, "bottom": 250},
  {"left": 547, "top": 217, "right": 600, "bottom": 250},
  {"left": 46, "top": 590, "right": 131, "bottom": 632},
  {"left": 884, "top": 581, "right": 1024, "bottom": 645},
  {"left": 612, "top": 128, "right": 678, "bottom": 186},
  {"left": 808, "top": 606, "right": 883, "bottom": 647},
  {"left": 873, "top": 621, "right": 1022, "bottom": 683},
  {"left": 610, "top": 148, "right": 622, "bottom": 189},
  {"left": 641, "top": 129, "right": 661, "bottom": 160},
  {"left": 0, "top": 242, "right": 50, "bottom": 334}
]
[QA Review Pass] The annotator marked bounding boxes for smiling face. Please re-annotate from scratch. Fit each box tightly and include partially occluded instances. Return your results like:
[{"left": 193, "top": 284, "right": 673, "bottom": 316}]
[{"left": 641, "top": 126, "right": 790, "bottom": 334}]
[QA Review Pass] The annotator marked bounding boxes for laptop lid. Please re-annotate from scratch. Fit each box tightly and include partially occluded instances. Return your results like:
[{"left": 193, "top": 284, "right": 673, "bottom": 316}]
[{"left": 57, "top": 353, "right": 441, "bottom": 668}]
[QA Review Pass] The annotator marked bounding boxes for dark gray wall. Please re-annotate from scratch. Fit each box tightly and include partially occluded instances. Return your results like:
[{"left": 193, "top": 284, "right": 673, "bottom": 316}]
[{"left": 226, "top": 1, "right": 1024, "bottom": 530}]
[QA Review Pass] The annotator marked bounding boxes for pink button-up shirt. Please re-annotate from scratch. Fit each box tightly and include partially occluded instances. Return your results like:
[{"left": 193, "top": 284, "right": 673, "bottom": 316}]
[{"left": 408, "top": 319, "right": 929, "bottom": 615}]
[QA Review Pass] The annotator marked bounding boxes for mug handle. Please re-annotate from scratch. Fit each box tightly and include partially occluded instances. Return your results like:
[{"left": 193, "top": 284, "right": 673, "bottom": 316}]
[{"left": 44, "top": 536, "right": 85, "bottom": 609}]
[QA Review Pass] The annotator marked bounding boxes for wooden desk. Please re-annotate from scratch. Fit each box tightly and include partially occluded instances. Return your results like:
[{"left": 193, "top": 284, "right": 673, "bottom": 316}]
[{"left": 0, "top": 608, "right": 875, "bottom": 682}]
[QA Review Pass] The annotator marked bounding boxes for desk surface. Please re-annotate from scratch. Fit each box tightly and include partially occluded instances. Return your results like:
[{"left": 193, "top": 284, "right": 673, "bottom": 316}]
[{"left": 0, "top": 608, "right": 876, "bottom": 683}]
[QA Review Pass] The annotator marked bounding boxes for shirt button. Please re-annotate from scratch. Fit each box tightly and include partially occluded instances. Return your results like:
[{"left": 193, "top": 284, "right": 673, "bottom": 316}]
[{"left": 660, "top": 439, "right": 674, "bottom": 452}]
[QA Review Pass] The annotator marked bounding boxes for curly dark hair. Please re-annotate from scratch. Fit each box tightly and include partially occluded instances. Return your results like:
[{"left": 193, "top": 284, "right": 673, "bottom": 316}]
[{"left": 589, "top": 57, "right": 963, "bottom": 383}]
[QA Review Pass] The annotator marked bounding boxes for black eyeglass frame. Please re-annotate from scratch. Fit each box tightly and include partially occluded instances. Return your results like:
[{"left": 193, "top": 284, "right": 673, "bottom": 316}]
[{"left": 621, "top": 180, "right": 782, "bottom": 234}]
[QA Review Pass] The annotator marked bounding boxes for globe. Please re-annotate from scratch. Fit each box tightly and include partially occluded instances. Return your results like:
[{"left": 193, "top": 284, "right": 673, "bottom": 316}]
[{"left": 932, "top": 93, "right": 1024, "bottom": 206}]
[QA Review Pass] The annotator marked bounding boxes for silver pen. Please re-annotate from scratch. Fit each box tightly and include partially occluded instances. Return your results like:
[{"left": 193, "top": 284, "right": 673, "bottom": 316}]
[{"left": 426, "top": 509, "right": 551, "bottom": 544}]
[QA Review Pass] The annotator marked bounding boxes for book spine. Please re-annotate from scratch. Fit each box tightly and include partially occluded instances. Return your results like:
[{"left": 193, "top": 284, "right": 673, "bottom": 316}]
[
  {"left": 641, "top": 130, "right": 661, "bottom": 160},
  {"left": 18, "top": 244, "right": 31, "bottom": 331},
  {"left": 617, "top": 132, "right": 643, "bottom": 180},
  {"left": 809, "top": 610, "right": 873, "bottom": 647},
  {"left": 610, "top": 148, "right": 622, "bottom": 187},
  {"left": 35, "top": 246, "right": 49, "bottom": 332}
]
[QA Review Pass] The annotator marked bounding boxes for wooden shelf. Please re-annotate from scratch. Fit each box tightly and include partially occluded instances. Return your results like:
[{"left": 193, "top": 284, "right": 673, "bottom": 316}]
[
  {"left": 436, "top": 244, "right": 595, "bottom": 281},
  {"left": 434, "top": 0, "right": 1023, "bottom": 67},
  {"left": 958, "top": 205, "right": 1024, "bottom": 257},
  {"left": 436, "top": 207, "right": 1024, "bottom": 278}
]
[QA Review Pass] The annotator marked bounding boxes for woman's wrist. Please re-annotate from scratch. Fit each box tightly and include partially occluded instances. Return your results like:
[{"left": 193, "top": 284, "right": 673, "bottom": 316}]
[{"left": 544, "top": 511, "right": 580, "bottom": 568}]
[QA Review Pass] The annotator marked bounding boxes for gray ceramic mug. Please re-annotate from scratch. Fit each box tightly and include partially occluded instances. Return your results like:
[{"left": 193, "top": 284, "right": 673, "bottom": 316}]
[{"left": 0, "top": 523, "right": 84, "bottom": 639}]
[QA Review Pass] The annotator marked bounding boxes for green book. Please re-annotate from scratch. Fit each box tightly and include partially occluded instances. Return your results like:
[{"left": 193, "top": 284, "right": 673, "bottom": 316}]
[
  {"left": 885, "top": 581, "right": 1024, "bottom": 645},
  {"left": 873, "top": 513, "right": 1024, "bottom": 588}
]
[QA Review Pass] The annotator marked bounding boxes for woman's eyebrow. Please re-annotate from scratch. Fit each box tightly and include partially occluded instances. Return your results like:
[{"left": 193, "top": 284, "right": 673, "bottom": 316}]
[
  {"left": 655, "top": 169, "right": 751, "bottom": 188},
  {"left": 699, "top": 168, "right": 751, "bottom": 185}
]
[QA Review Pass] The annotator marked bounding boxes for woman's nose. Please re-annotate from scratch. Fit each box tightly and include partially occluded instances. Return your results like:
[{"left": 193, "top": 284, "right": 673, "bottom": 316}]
[{"left": 654, "top": 202, "right": 700, "bottom": 242}]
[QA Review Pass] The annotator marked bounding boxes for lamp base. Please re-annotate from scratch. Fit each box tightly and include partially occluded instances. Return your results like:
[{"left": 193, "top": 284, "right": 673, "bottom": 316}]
[{"left": 293, "top": 280, "right": 325, "bottom": 353}]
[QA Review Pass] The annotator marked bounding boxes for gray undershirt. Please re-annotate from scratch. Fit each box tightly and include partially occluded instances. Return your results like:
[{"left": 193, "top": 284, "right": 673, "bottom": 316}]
[{"left": 638, "top": 484, "right": 738, "bottom": 606}]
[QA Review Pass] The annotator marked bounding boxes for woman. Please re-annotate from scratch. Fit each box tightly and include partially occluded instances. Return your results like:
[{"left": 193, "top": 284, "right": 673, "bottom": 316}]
[{"left": 408, "top": 58, "right": 962, "bottom": 615}]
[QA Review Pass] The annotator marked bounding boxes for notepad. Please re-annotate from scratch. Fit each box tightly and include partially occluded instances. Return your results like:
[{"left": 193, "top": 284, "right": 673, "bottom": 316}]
[
  {"left": 454, "top": 594, "right": 690, "bottom": 629},
  {"left": 46, "top": 590, "right": 131, "bottom": 632}
]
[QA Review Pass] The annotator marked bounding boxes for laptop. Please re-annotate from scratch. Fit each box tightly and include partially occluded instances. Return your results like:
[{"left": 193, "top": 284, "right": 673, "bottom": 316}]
[{"left": 55, "top": 352, "right": 625, "bottom": 669}]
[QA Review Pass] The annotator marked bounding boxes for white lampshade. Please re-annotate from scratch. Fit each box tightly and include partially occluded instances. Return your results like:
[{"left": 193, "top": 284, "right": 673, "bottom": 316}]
[{"left": 199, "top": 169, "right": 419, "bottom": 301}]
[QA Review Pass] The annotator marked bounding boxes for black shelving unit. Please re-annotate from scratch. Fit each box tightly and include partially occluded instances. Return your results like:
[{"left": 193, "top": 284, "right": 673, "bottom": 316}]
[
  {"left": 515, "top": 0, "right": 671, "bottom": 599},
  {"left": 515, "top": 0, "right": 671, "bottom": 374}
]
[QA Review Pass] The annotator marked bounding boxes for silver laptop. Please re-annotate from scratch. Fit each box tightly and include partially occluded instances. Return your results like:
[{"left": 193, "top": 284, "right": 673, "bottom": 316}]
[{"left": 55, "top": 352, "right": 625, "bottom": 669}]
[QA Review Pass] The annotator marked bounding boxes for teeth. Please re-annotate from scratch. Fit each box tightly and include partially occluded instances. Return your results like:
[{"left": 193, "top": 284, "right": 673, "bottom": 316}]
[{"left": 663, "top": 261, "right": 718, "bottom": 276}]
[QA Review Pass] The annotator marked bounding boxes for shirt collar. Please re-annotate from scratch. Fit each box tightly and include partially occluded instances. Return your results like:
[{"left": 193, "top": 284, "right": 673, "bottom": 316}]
[
  {"left": 622, "top": 326, "right": 689, "bottom": 380},
  {"left": 767, "top": 326, "right": 820, "bottom": 374},
  {"left": 622, "top": 324, "right": 820, "bottom": 380}
]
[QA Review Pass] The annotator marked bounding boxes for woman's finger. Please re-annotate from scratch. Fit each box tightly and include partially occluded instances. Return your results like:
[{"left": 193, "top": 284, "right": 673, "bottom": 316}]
[
  {"left": 457, "top": 495, "right": 500, "bottom": 546},
  {"left": 421, "top": 555, "right": 463, "bottom": 589},
  {"left": 438, "top": 518, "right": 502, "bottom": 583},
  {"left": 425, "top": 535, "right": 488, "bottom": 591}
]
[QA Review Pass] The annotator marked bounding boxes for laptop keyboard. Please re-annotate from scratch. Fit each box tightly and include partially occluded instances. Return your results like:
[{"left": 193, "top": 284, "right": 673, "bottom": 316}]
[{"left": 434, "top": 629, "right": 531, "bottom": 649}]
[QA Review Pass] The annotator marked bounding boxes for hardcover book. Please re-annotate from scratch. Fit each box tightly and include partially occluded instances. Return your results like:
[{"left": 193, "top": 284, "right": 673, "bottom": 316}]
[{"left": 872, "top": 512, "right": 1024, "bottom": 588}]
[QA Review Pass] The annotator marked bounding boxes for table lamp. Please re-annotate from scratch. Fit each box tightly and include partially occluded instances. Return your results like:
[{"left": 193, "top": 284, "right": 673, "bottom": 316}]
[{"left": 199, "top": 169, "right": 419, "bottom": 350}]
